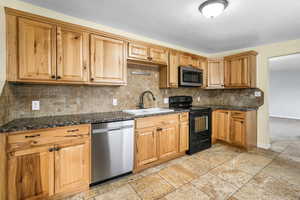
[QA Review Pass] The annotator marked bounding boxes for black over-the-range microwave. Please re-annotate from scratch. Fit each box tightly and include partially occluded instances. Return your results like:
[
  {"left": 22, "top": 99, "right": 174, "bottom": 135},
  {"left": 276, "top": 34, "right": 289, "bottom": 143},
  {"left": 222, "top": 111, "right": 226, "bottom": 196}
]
[{"left": 179, "top": 66, "right": 203, "bottom": 87}]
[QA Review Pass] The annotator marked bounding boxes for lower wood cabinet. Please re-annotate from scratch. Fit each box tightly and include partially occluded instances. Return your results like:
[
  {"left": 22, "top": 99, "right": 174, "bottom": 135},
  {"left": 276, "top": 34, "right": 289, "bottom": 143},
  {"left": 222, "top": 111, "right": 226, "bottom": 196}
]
[
  {"left": 212, "top": 110, "right": 257, "bottom": 149},
  {"left": 134, "top": 113, "right": 189, "bottom": 172},
  {"left": 4, "top": 125, "right": 91, "bottom": 200}
]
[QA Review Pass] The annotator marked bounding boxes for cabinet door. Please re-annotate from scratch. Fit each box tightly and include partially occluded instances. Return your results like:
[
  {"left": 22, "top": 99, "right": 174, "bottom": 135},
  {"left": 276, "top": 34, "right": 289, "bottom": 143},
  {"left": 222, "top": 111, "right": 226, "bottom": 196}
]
[
  {"left": 128, "top": 43, "right": 148, "bottom": 60},
  {"left": 225, "top": 57, "right": 250, "bottom": 87},
  {"left": 54, "top": 139, "right": 90, "bottom": 194},
  {"left": 199, "top": 58, "right": 208, "bottom": 87},
  {"left": 190, "top": 56, "right": 200, "bottom": 68},
  {"left": 149, "top": 47, "right": 168, "bottom": 64},
  {"left": 18, "top": 18, "right": 56, "bottom": 81},
  {"left": 169, "top": 50, "right": 179, "bottom": 88},
  {"left": 207, "top": 59, "right": 224, "bottom": 88},
  {"left": 90, "top": 35, "right": 126, "bottom": 84},
  {"left": 212, "top": 110, "right": 230, "bottom": 142},
  {"left": 158, "top": 124, "right": 179, "bottom": 159},
  {"left": 136, "top": 127, "right": 158, "bottom": 167},
  {"left": 57, "top": 27, "right": 88, "bottom": 82},
  {"left": 179, "top": 121, "right": 189, "bottom": 152},
  {"left": 230, "top": 117, "right": 246, "bottom": 147},
  {"left": 179, "top": 54, "right": 192, "bottom": 66},
  {"left": 7, "top": 146, "right": 54, "bottom": 200}
]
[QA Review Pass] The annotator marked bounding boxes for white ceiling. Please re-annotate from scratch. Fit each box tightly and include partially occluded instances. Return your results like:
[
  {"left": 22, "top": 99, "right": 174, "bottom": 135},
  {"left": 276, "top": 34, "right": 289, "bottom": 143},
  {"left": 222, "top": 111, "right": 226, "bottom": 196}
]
[
  {"left": 19, "top": 0, "right": 300, "bottom": 53},
  {"left": 270, "top": 53, "right": 300, "bottom": 72}
]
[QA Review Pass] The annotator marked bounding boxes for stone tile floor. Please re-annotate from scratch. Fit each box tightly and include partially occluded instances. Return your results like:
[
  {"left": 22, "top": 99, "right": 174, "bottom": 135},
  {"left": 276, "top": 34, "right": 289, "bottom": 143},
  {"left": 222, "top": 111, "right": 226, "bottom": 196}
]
[{"left": 64, "top": 140, "right": 300, "bottom": 200}]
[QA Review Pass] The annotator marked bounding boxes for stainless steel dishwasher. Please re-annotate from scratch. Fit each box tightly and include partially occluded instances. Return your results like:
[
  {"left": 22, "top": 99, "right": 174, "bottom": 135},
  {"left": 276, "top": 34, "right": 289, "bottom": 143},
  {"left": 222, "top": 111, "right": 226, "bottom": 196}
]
[{"left": 91, "top": 120, "right": 134, "bottom": 185}]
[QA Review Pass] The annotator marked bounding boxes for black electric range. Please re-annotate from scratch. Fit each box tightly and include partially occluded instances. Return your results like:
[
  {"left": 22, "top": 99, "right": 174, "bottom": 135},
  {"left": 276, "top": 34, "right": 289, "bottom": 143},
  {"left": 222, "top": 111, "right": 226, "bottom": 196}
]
[{"left": 169, "top": 96, "right": 212, "bottom": 154}]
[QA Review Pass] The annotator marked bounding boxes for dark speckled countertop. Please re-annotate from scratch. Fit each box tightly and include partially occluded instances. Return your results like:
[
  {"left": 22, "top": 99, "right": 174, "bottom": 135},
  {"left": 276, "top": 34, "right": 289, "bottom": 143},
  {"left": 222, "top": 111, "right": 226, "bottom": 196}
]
[{"left": 0, "top": 106, "right": 258, "bottom": 134}]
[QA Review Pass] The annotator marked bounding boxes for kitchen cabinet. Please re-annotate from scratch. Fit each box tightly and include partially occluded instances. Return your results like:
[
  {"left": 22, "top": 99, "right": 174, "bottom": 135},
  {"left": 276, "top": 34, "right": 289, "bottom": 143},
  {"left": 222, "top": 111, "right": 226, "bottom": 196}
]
[
  {"left": 212, "top": 110, "right": 257, "bottom": 149},
  {"left": 4, "top": 125, "right": 91, "bottom": 200},
  {"left": 179, "top": 112, "right": 189, "bottom": 153},
  {"left": 90, "top": 34, "right": 126, "bottom": 85},
  {"left": 17, "top": 18, "right": 56, "bottom": 81},
  {"left": 224, "top": 51, "right": 257, "bottom": 88},
  {"left": 134, "top": 113, "right": 186, "bottom": 172},
  {"left": 168, "top": 50, "right": 180, "bottom": 88},
  {"left": 54, "top": 139, "right": 90, "bottom": 194},
  {"left": 179, "top": 53, "right": 192, "bottom": 66},
  {"left": 212, "top": 110, "right": 230, "bottom": 143},
  {"left": 136, "top": 127, "right": 159, "bottom": 167},
  {"left": 158, "top": 124, "right": 179, "bottom": 159},
  {"left": 7, "top": 145, "right": 54, "bottom": 200},
  {"left": 207, "top": 59, "right": 224, "bottom": 89},
  {"left": 57, "top": 27, "right": 89, "bottom": 83},
  {"left": 128, "top": 42, "right": 168, "bottom": 65}
]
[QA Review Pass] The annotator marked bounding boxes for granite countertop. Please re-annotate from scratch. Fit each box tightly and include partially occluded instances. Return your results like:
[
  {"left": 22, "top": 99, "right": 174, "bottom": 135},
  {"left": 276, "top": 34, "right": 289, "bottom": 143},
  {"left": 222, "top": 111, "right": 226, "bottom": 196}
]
[
  {"left": 0, "top": 106, "right": 258, "bottom": 134},
  {"left": 199, "top": 105, "right": 258, "bottom": 111},
  {"left": 0, "top": 111, "right": 135, "bottom": 134}
]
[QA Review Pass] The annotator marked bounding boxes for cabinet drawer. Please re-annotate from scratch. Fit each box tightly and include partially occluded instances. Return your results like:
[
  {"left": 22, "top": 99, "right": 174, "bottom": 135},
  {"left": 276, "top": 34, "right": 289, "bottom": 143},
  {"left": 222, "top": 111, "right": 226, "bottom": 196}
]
[
  {"left": 7, "top": 124, "right": 90, "bottom": 152},
  {"left": 179, "top": 112, "right": 189, "bottom": 122},
  {"left": 231, "top": 111, "right": 246, "bottom": 119},
  {"left": 136, "top": 114, "right": 178, "bottom": 129}
]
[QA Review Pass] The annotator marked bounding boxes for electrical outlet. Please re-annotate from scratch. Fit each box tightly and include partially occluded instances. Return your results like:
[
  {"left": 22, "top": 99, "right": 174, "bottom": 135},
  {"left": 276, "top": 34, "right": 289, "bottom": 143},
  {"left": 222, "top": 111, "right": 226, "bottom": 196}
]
[
  {"left": 254, "top": 91, "right": 261, "bottom": 97},
  {"left": 112, "top": 98, "right": 118, "bottom": 106},
  {"left": 197, "top": 97, "right": 201, "bottom": 102},
  {"left": 164, "top": 98, "right": 169, "bottom": 104},
  {"left": 32, "top": 101, "right": 40, "bottom": 111}
]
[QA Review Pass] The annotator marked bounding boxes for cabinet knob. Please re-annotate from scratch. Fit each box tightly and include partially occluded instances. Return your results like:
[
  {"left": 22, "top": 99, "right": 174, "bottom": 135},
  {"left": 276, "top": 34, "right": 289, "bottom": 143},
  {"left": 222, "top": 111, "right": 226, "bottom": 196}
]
[
  {"left": 91, "top": 78, "right": 94, "bottom": 81},
  {"left": 57, "top": 76, "right": 61, "bottom": 79},
  {"left": 51, "top": 75, "right": 56, "bottom": 79},
  {"left": 157, "top": 127, "right": 163, "bottom": 132},
  {"left": 147, "top": 57, "right": 153, "bottom": 61}
]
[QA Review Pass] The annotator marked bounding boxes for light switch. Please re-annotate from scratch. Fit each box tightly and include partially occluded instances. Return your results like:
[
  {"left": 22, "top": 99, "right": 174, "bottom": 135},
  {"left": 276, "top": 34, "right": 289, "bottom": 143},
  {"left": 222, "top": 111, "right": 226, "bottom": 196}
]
[
  {"left": 164, "top": 98, "right": 169, "bottom": 104},
  {"left": 112, "top": 98, "right": 118, "bottom": 106},
  {"left": 32, "top": 101, "right": 40, "bottom": 111},
  {"left": 254, "top": 91, "right": 262, "bottom": 97}
]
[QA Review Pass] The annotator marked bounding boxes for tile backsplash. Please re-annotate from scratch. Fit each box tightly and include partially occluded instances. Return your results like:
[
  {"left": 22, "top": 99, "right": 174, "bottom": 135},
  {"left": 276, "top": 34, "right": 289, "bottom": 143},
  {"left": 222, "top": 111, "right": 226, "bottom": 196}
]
[{"left": 0, "top": 64, "right": 264, "bottom": 126}]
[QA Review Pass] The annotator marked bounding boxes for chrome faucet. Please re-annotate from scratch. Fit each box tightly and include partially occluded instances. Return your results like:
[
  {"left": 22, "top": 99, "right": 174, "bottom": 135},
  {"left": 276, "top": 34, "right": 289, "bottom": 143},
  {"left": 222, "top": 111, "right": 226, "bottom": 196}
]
[{"left": 139, "top": 90, "right": 156, "bottom": 109}]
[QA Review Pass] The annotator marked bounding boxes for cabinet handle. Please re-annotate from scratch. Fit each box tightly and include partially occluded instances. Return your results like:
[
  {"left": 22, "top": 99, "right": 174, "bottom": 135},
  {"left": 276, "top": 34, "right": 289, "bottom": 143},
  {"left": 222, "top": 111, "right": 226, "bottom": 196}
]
[
  {"left": 67, "top": 129, "right": 79, "bottom": 133},
  {"left": 157, "top": 127, "right": 163, "bottom": 132},
  {"left": 91, "top": 78, "right": 94, "bottom": 81},
  {"left": 51, "top": 75, "right": 56, "bottom": 79},
  {"left": 57, "top": 76, "right": 61, "bottom": 79},
  {"left": 25, "top": 134, "right": 40, "bottom": 138},
  {"left": 147, "top": 57, "right": 153, "bottom": 61},
  {"left": 48, "top": 148, "right": 54, "bottom": 152}
]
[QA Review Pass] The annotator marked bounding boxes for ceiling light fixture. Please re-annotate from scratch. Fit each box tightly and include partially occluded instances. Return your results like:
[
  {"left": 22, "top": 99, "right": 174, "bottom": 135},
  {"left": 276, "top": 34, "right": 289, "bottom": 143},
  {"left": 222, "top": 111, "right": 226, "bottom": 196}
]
[{"left": 199, "top": 0, "right": 229, "bottom": 18}]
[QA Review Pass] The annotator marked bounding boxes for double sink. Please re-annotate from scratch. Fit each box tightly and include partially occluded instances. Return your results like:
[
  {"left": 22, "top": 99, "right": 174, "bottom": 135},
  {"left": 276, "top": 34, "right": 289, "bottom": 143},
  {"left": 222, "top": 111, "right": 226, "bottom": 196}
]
[{"left": 123, "top": 107, "right": 174, "bottom": 116}]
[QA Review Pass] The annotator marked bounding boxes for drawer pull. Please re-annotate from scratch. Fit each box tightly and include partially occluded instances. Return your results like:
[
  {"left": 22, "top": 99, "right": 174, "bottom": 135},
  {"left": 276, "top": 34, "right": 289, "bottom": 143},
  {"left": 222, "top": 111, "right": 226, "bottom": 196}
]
[
  {"left": 67, "top": 129, "right": 79, "bottom": 133},
  {"left": 25, "top": 134, "right": 40, "bottom": 138},
  {"left": 48, "top": 148, "right": 54, "bottom": 152},
  {"left": 157, "top": 127, "right": 163, "bottom": 132}
]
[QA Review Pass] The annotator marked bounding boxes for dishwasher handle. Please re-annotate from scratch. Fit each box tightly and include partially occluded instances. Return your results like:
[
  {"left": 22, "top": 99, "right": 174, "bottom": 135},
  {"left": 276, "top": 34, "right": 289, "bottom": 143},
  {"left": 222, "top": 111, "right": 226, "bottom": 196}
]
[{"left": 92, "top": 125, "right": 133, "bottom": 135}]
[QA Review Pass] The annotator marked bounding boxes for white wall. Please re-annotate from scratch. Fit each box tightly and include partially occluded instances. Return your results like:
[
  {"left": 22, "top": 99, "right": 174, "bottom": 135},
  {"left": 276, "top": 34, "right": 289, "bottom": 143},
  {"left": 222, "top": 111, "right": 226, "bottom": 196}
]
[{"left": 269, "top": 54, "right": 300, "bottom": 119}]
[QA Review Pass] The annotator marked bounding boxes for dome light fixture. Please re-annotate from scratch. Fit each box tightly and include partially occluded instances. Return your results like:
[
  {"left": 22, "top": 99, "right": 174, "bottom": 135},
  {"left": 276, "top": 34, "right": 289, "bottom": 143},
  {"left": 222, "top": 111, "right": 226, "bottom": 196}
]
[{"left": 199, "top": 0, "right": 229, "bottom": 18}]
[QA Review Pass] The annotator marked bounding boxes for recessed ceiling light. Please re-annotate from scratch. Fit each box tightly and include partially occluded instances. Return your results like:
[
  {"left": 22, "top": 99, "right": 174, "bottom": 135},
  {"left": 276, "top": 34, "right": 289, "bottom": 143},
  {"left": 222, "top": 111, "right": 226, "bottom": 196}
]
[{"left": 199, "top": 0, "right": 229, "bottom": 18}]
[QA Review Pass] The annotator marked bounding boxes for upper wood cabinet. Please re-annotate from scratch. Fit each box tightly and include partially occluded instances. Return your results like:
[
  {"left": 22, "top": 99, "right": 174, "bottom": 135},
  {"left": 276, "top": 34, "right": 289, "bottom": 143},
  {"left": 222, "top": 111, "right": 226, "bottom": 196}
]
[
  {"left": 168, "top": 50, "right": 180, "bottom": 88},
  {"left": 207, "top": 59, "right": 224, "bottom": 89},
  {"left": 179, "top": 53, "right": 192, "bottom": 66},
  {"left": 128, "top": 42, "right": 168, "bottom": 65},
  {"left": 18, "top": 18, "right": 56, "bottom": 81},
  {"left": 90, "top": 35, "right": 126, "bottom": 85},
  {"left": 224, "top": 51, "right": 257, "bottom": 88},
  {"left": 57, "top": 27, "right": 89, "bottom": 82}
]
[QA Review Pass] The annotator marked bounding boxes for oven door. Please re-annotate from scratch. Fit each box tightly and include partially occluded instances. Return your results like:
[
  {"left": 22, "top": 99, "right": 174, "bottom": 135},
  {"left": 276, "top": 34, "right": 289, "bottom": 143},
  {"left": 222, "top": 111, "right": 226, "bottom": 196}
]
[
  {"left": 188, "top": 110, "right": 212, "bottom": 154},
  {"left": 179, "top": 66, "right": 203, "bottom": 87}
]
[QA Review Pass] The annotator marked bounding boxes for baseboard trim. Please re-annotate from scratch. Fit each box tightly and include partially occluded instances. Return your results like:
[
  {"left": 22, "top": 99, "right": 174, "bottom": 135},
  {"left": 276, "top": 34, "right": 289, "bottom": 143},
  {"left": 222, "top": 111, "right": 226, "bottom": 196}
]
[
  {"left": 257, "top": 143, "right": 271, "bottom": 149},
  {"left": 270, "top": 114, "right": 300, "bottom": 120}
]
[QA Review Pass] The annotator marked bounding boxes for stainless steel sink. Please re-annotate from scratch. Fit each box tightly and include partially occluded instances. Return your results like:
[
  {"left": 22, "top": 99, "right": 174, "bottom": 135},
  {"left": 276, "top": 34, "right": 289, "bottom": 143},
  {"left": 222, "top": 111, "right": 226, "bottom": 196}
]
[{"left": 123, "top": 108, "right": 174, "bottom": 116}]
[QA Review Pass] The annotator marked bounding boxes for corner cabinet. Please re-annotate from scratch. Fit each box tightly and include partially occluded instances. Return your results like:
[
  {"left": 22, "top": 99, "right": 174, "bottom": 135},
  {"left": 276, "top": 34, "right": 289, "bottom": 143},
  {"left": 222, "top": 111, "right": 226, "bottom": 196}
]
[
  {"left": 134, "top": 113, "right": 188, "bottom": 172},
  {"left": 212, "top": 110, "right": 257, "bottom": 149},
  {"left": 224, "top": 51, "right": 257, "bottom": 88},
  {"left": 90, "top": 34, "right": 127, "bottom": 85},
  {"left": 5, "top": 125, "right": 91, "bottom": 200}
]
